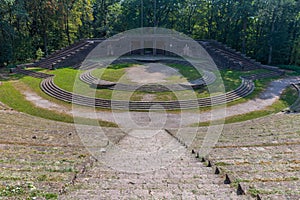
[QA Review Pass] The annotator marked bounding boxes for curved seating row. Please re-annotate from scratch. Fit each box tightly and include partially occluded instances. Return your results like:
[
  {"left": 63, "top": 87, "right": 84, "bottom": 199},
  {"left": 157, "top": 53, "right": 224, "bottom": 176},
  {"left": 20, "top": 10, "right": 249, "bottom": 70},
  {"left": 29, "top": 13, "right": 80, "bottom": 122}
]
[
  {"left": 79, "top": 70, "right": 216, "bottom": 92},
  {"left": 199, "top": 40, "right": 260, "bottom": 71},
  {"left": 40, "top": 76, "right": 254, "bottom": 110},
  {"left": 15, "top": 68, "right": 54, "bottom": 79},
  {"left": 241, "top": 70, "right": 283, "bottom": 80},
  {"left": 289, "top": 83, "right": 300, "bottom": 112},
  {"left": 30, "top": 40, "right": 103, "bottom": 69}
]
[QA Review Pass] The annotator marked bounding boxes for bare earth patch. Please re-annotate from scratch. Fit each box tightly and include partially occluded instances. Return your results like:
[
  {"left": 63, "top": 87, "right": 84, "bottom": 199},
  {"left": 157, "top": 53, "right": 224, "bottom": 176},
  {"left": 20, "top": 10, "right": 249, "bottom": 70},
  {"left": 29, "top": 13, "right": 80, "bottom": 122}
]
[
  {"left": 125, "top": 63, "right": 188, "bottom": 84},
  {"left": 23, "top": 91, "right": 70, "bottom": 113},
  {"left": 11, "top": 76, "right": 300, "bottom": 129},
  {"left": 141, "top": 93, "right": 155, "bottom": 101},
  {"left": 73, "top": 77, "right": 300, "bottom": 128}
]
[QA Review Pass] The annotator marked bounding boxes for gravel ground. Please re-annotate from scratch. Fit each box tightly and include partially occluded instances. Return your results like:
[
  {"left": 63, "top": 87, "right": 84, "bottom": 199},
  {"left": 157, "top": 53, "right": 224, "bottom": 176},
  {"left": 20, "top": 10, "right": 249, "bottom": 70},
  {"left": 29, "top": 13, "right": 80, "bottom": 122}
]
[
  {"left": 73, "top": 76, "right": 300, "bottom": 128},
  {"left": 16, "top": 76, "right": 300, "bottom": 129},
  {"left": 125, "top": 63, "right": 187, "bottom": 84}
]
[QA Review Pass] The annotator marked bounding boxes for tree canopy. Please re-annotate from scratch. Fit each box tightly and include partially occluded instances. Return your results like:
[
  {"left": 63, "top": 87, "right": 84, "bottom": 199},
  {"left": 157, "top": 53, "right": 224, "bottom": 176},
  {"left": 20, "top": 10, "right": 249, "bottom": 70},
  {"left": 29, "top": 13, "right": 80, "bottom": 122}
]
[{"left": 0, "top": 0, "right": 300, "bottom": 66}]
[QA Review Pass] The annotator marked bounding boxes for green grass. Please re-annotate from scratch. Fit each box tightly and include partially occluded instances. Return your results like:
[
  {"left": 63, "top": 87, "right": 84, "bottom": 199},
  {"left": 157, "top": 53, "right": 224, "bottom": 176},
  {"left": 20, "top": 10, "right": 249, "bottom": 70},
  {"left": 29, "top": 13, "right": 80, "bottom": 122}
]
[
  {"left": 247, "top": 186, "right": 288, "bottom": 197},
  {"left": 193, "top": 86, "right": 298, "bottom": 126},
  {"left": 1, "top": 65, "right": 285, "bottom": 122},
  {"left": 0, "top": 81, "right": 69, "bottom": 122},
  {"left": 20, "top": 75, "right": 73, "bottom": 107},
  {"left": 50, "top": 68, "right": 114, "bottom": 99},
  {"left": 0, "top": 183, "right": 58, "bottom": 199},
  {"left": 281, "top": 86, "right": 299, "bottom": 106},
  {"left": 17, "top": 67, "right": 278, "bottom": 113},
  {"left": 215, "top": 162, "right": 231, "bottom": 166},
  {"left": 91, "top": 68, "right": 126, "bottom": 82},
  {"left": 277, "top": 65, "right": 300, "bottom": 76},
  {"left": 47, "top": 65, "right": 274, "bottom": 102},
  {"left": 166, "top": 63, "right": 202, "bottom": 81},
  {"left": 230, "top": 179, "right": 250, "bottom": 188},
  {"left": 91, "top": 63, "right": 134, "bottom": 82},
  {"left": 49, "top": 68, "right": 201, "bottom": 101},
  {"left": 221, "top": 70, "right": 242, "bottom": 91},
  {"left": 50, "top": 68, "right": 143, "bottom": 100},
  {"left": 222, "top": 69, "right": 273, "bottom": 91},
  {"left": 0, "top": 81, "right": 117, "bottom": 127},
  {"left": 49, "top": 68, "right": 83, "bottom": 92},
  {"left": 193, "top": 69, "right": 274, "bottom": 99}
]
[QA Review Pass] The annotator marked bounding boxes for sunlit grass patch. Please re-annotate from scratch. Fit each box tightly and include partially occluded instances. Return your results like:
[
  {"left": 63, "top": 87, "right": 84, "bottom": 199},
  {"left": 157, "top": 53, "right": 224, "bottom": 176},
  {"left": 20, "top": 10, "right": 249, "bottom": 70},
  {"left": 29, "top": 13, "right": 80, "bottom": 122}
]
[{"left": 0, "top": 81, "right": 117, "bottom": 127}]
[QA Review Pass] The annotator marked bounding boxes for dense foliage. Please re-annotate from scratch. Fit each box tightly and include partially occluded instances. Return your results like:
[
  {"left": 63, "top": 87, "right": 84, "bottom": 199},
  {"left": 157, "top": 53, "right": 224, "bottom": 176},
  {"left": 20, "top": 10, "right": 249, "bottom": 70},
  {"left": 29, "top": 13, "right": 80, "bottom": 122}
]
[{"left": 0, "top": 0, "right": 300, "bottom": 66}]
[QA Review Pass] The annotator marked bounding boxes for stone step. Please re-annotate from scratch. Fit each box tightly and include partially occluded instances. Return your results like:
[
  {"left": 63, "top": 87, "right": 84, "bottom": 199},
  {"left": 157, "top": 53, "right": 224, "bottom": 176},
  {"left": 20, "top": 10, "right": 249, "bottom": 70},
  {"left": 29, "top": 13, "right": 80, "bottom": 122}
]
[
  {"left": 61, "top": 130, "right": 244, "bottom": 199},
  {"left": 210, "top": 145, "right": 300, "bottom": 161},
  {"left": 241, "top": 181, "right": 300, "bottom": 198},
  {"left": 228, "top": 171, "right": 300, "bottom": 183},
  {"left": 258, "top": 194, "right": 300, "bottom": 200},
  {"left": 218, "top": 162, "right": 299, "bottom": 174},
  {"left": 217, "top": 135, "right": 300, "bottom": 146}
]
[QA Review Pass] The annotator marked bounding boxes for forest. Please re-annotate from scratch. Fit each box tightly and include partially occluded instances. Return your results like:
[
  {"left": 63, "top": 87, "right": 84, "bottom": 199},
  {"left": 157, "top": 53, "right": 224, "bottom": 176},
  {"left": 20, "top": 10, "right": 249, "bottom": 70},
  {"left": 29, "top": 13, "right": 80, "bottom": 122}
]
[{"left": 0, "top": 0, "right": 300, "bottom": 67}]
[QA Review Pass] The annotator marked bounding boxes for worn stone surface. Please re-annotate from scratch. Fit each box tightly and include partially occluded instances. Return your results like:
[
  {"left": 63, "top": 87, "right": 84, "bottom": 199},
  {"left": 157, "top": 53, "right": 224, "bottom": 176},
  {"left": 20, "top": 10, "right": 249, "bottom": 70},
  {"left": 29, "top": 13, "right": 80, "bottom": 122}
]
[
  {"left": 61, "top": 129, "right": 244, "bottom": 199},
  {"left": 190, "top": 114, "right": 300, "bottom": 199},
  {"left": 1, "top": 109, "right": 299, "bottom": 199}
]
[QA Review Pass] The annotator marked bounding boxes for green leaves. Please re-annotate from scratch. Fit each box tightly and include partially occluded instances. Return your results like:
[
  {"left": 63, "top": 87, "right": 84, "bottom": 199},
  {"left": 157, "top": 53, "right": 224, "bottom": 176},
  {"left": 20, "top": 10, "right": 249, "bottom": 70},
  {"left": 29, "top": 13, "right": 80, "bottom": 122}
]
[{"left": 0, "top": 0, "right": 299, "bottom": 67}]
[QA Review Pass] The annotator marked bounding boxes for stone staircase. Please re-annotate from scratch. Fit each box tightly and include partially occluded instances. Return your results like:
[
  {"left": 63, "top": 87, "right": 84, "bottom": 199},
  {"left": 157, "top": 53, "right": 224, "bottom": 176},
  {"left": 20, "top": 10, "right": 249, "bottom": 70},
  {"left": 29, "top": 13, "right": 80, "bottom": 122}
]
[
  {"left": 60, "top": 129, "right": 247, "bottom": 199},
  {"left": 199, "top": 40, "right": 285, "bottom": 78},
  {"left": 17, "top": 39, "right": 103, "bottom": 69},
  {"left": 199, "top": 40, "right": 261, "bottom": 71},
  {"left": 15, "top": 68, "right": 54, "bottom": 79},
  {"left": 171, "top": 114, "right": 300, "bottom": 199}
]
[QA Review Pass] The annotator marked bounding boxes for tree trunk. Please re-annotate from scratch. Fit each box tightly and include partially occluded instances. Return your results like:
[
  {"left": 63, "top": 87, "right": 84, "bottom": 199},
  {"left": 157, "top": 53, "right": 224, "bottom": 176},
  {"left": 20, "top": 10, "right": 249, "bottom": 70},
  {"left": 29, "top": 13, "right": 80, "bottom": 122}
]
[
  {"left": 268, "top": 12, "right": 276, "bottom": 65},
  {"left": 207, "top": 2, "right": 213, "bottom": 38},
  {"left": 242, "top": 18, "right": 247, "bottom": 54},
  {"left": 66, "top": 11, "right": 71, "bottom": 45},
  {"left": 289, "top": 21, "right": 299, "bottom": 64},
  {"left": 268, "top": 45, "right": 273, "bottom": 65},
  {"left": 43, "top": 30, "right": 48, "bottom": 56}
]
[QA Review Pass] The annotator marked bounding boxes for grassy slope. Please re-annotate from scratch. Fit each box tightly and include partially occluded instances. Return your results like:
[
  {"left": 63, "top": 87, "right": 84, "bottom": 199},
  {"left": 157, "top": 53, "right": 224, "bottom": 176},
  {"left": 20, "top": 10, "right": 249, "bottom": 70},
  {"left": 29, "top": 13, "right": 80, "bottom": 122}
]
[
  {"left": 47, "top": 66, "right": 297, "bottom": 126},
  {"left": 15, "top": 66, "right": 280, "bottom": 104},
  {"left": 91, "top": 63, "right": 133, "bottom": 82},
  {"left": 194, "top": 86, "right": 298, "bottom": 126},
  {"left": 277, "top": 65, "right": 300, "bottom": 76},
  {"left": 0, "top": 80, "right": 117, "bottom": 127},
  {"left": 51, "top": 68, "right": 144, "bottom": 100},
  {"left": 166, "top": 63, "right": 202, "bottom": 81},
  {"left": 50, "top": 67, "right": 280, "bottom": 111},
  {"left": 0, "top": 64, "right": 290, "bottom": 125},
  {"left": 50, "top": 66, "right": 273, "bottom": 101}
]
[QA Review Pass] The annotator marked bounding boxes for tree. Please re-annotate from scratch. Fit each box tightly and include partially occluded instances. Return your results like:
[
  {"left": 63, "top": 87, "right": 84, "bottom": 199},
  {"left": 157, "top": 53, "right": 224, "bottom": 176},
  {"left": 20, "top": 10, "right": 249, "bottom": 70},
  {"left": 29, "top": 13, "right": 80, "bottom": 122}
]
[
  {"left": 0, "top": 0, "right": 299, "bottom": 67},
  {"left": 92, "top": 0, "right": 117, "bottom": 37}
]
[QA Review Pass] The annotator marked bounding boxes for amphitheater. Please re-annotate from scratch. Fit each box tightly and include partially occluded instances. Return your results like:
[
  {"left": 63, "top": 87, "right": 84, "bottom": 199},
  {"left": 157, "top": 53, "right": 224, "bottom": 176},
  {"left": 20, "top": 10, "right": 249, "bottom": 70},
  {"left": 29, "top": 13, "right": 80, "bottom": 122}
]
[{"left": 0, "top": 37, "right": 299, "bottom": 200}]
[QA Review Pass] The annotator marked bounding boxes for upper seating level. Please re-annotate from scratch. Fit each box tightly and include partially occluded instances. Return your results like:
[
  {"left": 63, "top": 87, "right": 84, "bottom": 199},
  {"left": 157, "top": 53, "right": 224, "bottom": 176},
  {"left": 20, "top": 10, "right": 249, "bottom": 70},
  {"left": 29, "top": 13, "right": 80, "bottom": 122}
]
[
  {"left": 18, "top": 39, "right": 103, "bottom": 69},
  {"left": 17, "top": 38, "right": 284, "bottom": 77}
]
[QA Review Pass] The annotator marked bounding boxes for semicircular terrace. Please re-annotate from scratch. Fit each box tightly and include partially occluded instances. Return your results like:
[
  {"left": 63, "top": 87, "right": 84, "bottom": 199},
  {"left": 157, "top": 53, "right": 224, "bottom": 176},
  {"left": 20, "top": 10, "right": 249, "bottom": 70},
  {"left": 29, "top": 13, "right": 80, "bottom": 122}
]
[
  {"left": 79, "top": 69, "right": 216, "bottom": 92},
  {"left": 14, "top": 37, "right": 286, "bottom": 111},
  {"left": 79, "top": 57, "right": 216, "bottom": 92},
  {"left": 40, "top": 76, "right": 254, "bottom": 110}
]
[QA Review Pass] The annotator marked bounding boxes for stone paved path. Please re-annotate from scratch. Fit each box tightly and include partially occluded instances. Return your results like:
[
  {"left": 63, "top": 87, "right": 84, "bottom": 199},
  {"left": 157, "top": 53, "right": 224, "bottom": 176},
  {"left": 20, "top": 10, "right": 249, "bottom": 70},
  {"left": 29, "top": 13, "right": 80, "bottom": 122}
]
[
  {"left": 61, "top": 130, "right": 244, "bottom": 199},
  {"left": 27, "top": 76, "right": 299, "bottom": 128},
  {"left": 82, "top": 76, "right": 300, "bottom": 128}
]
